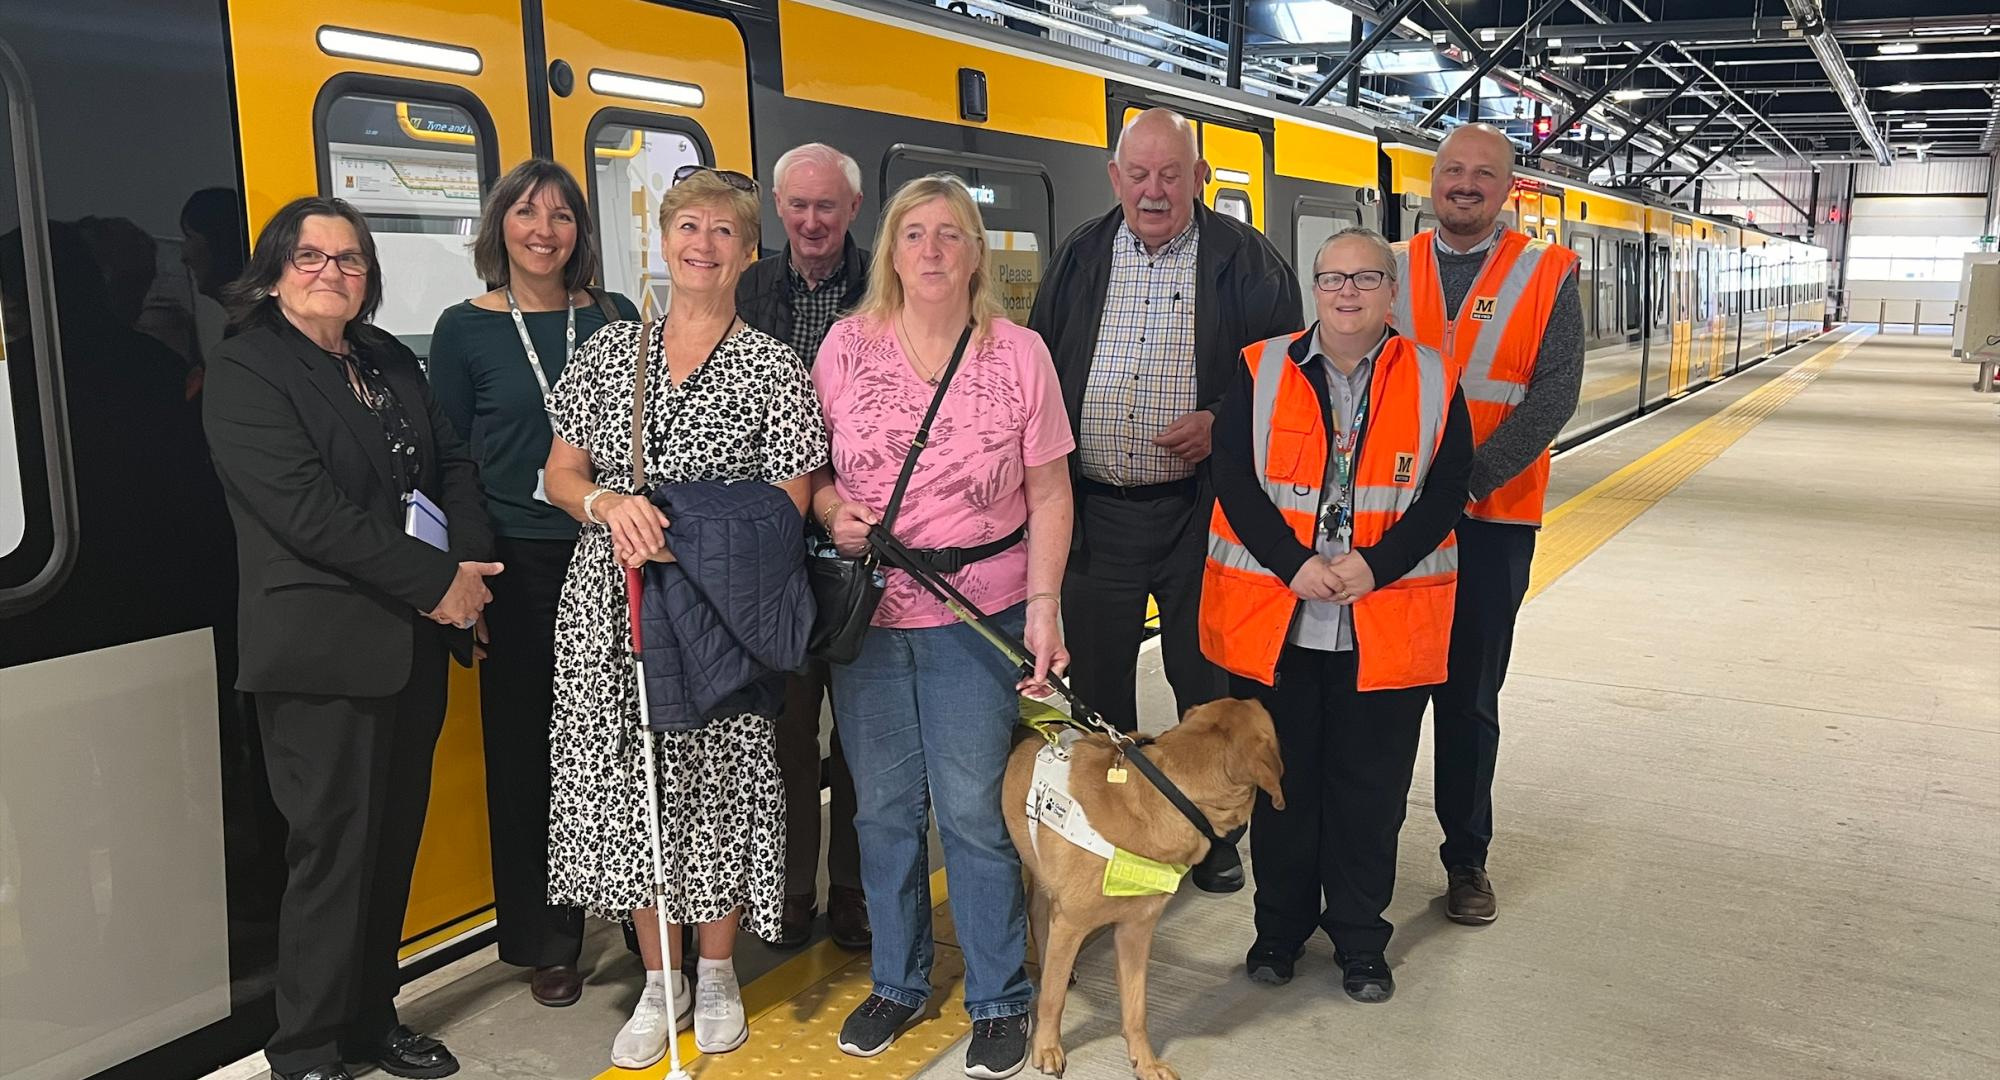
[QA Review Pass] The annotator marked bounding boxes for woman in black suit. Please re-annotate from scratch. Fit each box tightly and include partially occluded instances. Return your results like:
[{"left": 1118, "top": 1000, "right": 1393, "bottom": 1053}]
[{"left": 203, "top": 196, "right": 496, "bottom": 1080}]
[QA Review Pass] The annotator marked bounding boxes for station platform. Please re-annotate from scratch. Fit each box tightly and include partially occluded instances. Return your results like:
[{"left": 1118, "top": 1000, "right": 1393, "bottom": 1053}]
[{"left": 209, "top": 328, "right": 1999, "bottom": 1080}]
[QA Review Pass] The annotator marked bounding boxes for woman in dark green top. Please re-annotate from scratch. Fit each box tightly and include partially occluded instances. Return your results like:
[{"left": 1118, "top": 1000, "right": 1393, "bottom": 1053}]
[{"left": 427, "top": 159, "right": 637, "bottom": 1009}]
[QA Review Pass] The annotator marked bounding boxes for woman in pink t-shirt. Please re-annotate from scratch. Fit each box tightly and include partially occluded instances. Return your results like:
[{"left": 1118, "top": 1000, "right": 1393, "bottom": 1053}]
[{"left": 808, "top": 175, "right": 1073, "bottom": 1074}]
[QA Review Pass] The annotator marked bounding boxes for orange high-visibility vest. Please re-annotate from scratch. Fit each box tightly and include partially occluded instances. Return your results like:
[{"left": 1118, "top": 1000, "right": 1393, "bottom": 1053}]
[
  {"left": 1199, "top": 331, "right": 1459, "bottom": 690},
  {"left": 1391, "top": 228, "right": 1578, "bottom": 527}
]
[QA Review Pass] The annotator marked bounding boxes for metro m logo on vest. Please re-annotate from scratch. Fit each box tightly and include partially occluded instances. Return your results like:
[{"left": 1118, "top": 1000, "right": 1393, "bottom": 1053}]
[
  {"left": 1393, "top": 453, "right": 1416, "bottom": 483},
  {"left": 1469, "top": 296, "right": 1498, "bottom": 321}
]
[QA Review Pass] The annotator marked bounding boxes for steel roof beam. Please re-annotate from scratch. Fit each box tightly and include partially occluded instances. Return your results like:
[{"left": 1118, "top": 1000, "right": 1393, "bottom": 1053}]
[
  {"left": 1525, "top": 41, "right": 1665, "bottom": 159},
  {"left": 1618, "top": 94, "right": 1734, "bottom": 179},
  {"left": 1586, "top": 68, "right": 1701, "bottom": 172},
  {"left": 1670, "top": 126, "right": 1758, "bottom": 199},
  {"left": 1417, "top": 0, "right": 1573, "bottom": 128},
  {"left": 1748, "top": 169, "right": 1809, "bottom": 218},
  {"left": 1783, "top": 0, "right": 1893, "bottom": 164},
  {"left": 1302, "top": 0, "right": 1426, "bottom": 108}
]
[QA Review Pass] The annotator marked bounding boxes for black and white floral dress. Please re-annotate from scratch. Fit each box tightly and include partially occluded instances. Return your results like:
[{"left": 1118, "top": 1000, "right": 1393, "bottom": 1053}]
[{"left": 544, "top": 319, "right": 827, "bottom": 938}]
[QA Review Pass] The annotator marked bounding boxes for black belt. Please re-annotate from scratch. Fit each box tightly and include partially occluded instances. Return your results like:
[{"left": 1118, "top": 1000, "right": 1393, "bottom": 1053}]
[
  {"left": 907, "top": 526, "right": 1024, "bottom": 575},
  {"left": 1077, "top": 476, "right": 1197, "bottom": 501}
]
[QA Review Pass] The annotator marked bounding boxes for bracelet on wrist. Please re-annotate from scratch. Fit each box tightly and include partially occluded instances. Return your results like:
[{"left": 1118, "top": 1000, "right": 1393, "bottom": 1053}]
[
  {"left": 582, "top": 487, "right": 613, "bottom": 525},
  {"left": 821, "top": 499, "right": 844, "bottom": 527},
  {"left": 1025, "top": 591, "right": 1060, "bottom": 609}
]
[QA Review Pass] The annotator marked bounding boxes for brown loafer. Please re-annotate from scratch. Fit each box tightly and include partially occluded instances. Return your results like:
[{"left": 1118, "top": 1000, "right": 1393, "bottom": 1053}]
[
  {"left": 530, "top": 964, "right": 582, "bottom": 1007},
  {"left": 774, "top": 893, "right": 816, "bottom": 950},
  {"left": 1445, "top": 866, "right": 1498, "bottom": 925},
  {"left": 827, "top": 884, "right": 871, "bottom": 950}
]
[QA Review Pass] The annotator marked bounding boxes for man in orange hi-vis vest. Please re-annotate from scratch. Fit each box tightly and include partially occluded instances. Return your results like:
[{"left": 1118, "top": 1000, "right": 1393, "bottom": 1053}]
[
  {"left": 1204, "top": 228, "right": 1472, "bottom": 1000},
  {"left": 1390, "top": 124, "right": 1584, "bottom": 927}
]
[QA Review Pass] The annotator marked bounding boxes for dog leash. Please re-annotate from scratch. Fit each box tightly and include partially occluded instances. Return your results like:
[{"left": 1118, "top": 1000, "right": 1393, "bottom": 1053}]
[{"left": 867, "top": 525, "right": 1243, "bottom": 855}]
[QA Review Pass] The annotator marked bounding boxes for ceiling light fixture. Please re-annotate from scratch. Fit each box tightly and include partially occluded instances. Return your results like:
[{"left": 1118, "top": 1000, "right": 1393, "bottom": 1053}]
[
  {"left": 1884, "top": 81, "right": 1920, "bottom": 93},
  {"left": 1382, "top": 93, "right": 1413, "bottom": 105},
  {"left": 1675, "top": 123, "right": 1697, "bottom": 132},
  {"left": 1611, "top": 89, "right": 1647, "bottom": 102},
  {"left": 1550, "top": 54, "right": 1586, "bottom": 66},
  {"left": 1105, "top": 4, "right": 1149, "bottom": 18},
  {"left": 1285, "top": 62, "right": 1317, "bottom": 75},
  {"left": 1902, "top": 121, "right": 1929, "bottom": 129},
  {"left": 1877, "top": 43, "right": 1919, "bottom": 55}
]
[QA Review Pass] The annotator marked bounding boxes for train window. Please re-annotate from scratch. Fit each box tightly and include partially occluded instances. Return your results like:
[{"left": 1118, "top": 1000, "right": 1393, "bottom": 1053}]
[
  {"left": 588, "top": 116, "right": 710, "bottom": 320},
  {"left": 318, "top": 90, "right": 493, "bottom": 358},
  {"left": 883, "top": 147, "right": 1055, "bottom": 323},
  {"left": 1620, "top": 240, "right": 1640, "bottom": 333},
  {"left": 1650, "top": 243, "right": 1669, "bottom": 327},
  {"left": 1570, "top": 234, "right": 1596, "bottom": 337},
  {"left": 1695, "top": 248, "right": 1711, "bottom": 321},
  {"left": 1292, "top": 201, "right": 1362, "bottom": 311},
  {"left": 1213, "top": 189, "right": 1252, "bottom": 227}
]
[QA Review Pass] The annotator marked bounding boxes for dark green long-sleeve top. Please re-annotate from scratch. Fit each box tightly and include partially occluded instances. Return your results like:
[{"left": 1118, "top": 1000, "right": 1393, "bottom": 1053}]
[{"left": 427, "top": 292, "right": 640, "bottom": 539}]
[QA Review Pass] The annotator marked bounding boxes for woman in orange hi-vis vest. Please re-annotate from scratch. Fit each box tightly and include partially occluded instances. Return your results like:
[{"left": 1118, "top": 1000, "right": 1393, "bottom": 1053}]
[{"left": 1203, "top": 229, "right": 1473, "bottom": 1002}]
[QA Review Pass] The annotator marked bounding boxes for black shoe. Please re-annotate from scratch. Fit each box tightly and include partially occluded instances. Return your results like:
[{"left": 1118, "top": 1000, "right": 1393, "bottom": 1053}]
[
  {"left": 356, "top": 1026, "right": 459, "bottom": 1079},
  {"left": 837, "top": 993, "right": 919, "bottom": 1057},
  {"left": 1337, "top": 952, "right": 1394, "bottom": 1003},
  {"left": 1190, "top": 839, "right": 1244, "bottom": 894},
  {"left": 273, "top": 1067, "right": 351, "bottom": 1080},
  {"left": 963, "top": 1013, "right": 1032, "bottom": 1079},
  {"left": 1244, "top": 941, "right": 1302, "bottom": 985}
]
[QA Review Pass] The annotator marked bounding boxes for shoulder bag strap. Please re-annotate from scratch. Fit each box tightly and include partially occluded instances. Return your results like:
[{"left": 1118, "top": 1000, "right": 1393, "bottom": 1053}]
[
  {"left": 879, "top": 323, "right": 974, "bottom": 534},
  {"left": 592, "top": 286, "right": 623, "bottom": 326},
  {"left": 631, "top": 316, "right": 653, "bottom": 491}
]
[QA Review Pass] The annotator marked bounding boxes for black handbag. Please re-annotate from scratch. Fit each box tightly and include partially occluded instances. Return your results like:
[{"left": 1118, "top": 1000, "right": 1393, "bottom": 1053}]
[{"left": 806, "top": 323, "right": 974, "bottom": 663}]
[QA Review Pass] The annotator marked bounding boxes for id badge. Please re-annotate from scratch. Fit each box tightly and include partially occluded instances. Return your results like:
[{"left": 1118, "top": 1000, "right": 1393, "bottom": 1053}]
[{"left": 533, "top": 468, "right": 549, "bottom": 505}]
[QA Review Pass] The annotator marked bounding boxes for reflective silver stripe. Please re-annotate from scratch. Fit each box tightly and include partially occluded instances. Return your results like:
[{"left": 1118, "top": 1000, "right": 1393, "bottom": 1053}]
[
  {"left": 1390, "top": 246, "right": 1414, "bottom": 337},
  {"left": 1400, "top": 544, "right": 1458, "bottom": 580},
  {"left": 1459, "top": 241, "right": 1557, "bottom": 407},
  {"left": 1353, "top": 484, "right": 1410, "bottom": 514},
  {"left": 1247, "top": 336, "right": 1294, "bottom": 481},
  {"left": 1412, "top": 342, "right": 1447, "bottom": 480},
  {"left": 1206, "top": 533, "right": 1268, "bottom": 575}
]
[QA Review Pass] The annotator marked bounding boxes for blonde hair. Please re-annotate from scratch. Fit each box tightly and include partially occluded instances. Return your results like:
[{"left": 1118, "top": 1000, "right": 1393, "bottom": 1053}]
[
  {"left": 656, "top": 170, "right": 761, "bottom": 253},
  {"left": 850, "top": 174, "right": 1005, "bottom": 342}
]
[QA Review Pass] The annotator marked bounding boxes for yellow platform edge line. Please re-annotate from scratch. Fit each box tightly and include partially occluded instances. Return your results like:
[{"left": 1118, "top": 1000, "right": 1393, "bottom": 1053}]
[
  {"left": 1528, "top": 328, "right": 1867, "bottom": 602},
  {"left": 598, "top": 867, "right": 957, "bottom": 1079}
]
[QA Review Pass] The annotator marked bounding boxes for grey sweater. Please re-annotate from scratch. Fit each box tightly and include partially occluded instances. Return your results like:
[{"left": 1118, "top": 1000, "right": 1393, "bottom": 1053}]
[{"left": 1435, "top": 247, "right": 1585, "bottom": 502}]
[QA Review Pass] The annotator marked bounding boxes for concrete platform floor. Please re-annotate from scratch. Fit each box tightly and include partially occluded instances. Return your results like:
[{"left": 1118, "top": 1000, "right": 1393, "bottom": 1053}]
[{"left": 213, "top": 330, "right": 2000, "bottom": 1080}]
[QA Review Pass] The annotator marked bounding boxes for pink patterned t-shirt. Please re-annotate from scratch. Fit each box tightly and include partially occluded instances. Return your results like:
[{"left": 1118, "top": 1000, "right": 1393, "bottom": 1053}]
[{"left": 813, "top": 315, "right": 1075, "bottom": 629}]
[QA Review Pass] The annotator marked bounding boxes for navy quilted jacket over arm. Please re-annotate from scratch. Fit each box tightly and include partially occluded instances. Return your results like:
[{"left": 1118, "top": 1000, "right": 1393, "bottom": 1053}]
[{"left": 637, "top": 481, "right": 814, "bottom": 732}]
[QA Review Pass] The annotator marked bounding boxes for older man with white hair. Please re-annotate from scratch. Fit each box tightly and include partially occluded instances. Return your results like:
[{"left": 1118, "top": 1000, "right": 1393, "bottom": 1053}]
[{"left": 737, "top": 141, "right": 872, "bottom": 952}]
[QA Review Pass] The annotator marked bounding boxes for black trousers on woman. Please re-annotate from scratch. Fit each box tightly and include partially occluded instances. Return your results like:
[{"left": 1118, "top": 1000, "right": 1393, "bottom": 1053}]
[
  {"left": 258, "top": 628, "right": 447, "bottom": 1074},
  {"left": 479, "top": 535, "right": 584, "bottom": 968},
  {"left": 1236, "top": 647, "right": 1430, "bottom": 959}
]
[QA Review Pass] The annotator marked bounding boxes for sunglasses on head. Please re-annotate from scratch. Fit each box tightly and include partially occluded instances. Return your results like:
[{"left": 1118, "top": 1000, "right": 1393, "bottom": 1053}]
[{"left": 672, "top": 165, "right": 758, "bottom": 193}]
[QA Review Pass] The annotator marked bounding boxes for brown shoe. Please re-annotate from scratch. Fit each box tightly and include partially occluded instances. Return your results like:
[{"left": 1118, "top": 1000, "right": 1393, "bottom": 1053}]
[
  {"left": 1445, "top": 866, "right": 1497, "bottom": 925},
  {"left": 827, "top": 884, "right": 871, "bottom": 950},
  {"left": 774, "top": 893, "right": 816, "bottom": 950},
  {"left": 530, "top": 964, "right": 582, "bottom": 1007}
]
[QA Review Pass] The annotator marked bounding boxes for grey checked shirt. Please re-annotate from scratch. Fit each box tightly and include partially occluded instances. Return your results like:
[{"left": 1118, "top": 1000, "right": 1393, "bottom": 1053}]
[
  {"left": 1291, "top": 327, "right": 1390, "bottom": 652},
  {"left": 1078, "top": 221, "right": 1200, "bottom": 485},
  {"left": 786, "top": 252, "right": 849, "bottom": 368}
]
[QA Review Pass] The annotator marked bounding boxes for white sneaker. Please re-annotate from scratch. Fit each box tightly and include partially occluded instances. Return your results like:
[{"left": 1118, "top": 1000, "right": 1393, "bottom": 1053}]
[
  {"left": 693, "top": 965, "right": 749, "bottom": 1054},
  {"left": 610, "top": 975, "right": 692, "bottom": 1069}
]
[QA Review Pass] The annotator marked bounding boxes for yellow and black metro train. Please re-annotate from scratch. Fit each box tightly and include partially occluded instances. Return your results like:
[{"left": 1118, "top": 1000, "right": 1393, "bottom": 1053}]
[{"left": 0, "top": 0, "right": 1828, "bottom": 1076}]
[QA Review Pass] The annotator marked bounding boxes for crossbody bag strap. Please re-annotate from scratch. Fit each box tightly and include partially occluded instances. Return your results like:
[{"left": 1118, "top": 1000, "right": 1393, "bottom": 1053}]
[
  {"left": 591, "top": 286, "right": 623, "bottom": 326},
  {"left": 879, "top": 323, "right": 975, "bottom": 534},
  {"left": 631, "top": 316, "right": 653, "bottom": 491}
]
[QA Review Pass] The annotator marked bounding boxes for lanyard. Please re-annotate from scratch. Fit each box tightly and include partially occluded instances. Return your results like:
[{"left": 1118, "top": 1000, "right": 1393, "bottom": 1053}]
[
  {"left": 505, "top": 287, "right": 574, "bottom": 404},
  {"left": 1320, "top": 362, "right": 1372, "bottom": 546}
]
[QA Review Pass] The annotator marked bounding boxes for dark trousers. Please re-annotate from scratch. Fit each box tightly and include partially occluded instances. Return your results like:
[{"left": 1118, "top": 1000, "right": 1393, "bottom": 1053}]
[
  {"left": 478, "top": 536, "right": 584, "bottom": 968},
  {"left": 1237, "top": 648, "right": 1428, "bottom": 957},
  {"left": 1062, "top": 483, "right": 1228, "bottom": 733},
  {"left": 1431, "top": 518, "right": 1537, "bottom": 871},
  {"left": 777, "top": 659, "right": 862, "bottom": 896},
  {"left": 257, "top": 629, "right": 447, "bottom": 1073}
]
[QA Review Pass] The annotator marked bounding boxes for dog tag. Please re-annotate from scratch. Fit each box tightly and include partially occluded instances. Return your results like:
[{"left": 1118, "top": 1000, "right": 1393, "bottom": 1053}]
[{"left": 1106, "top": 758, "right": 1129, "bottom": 784}]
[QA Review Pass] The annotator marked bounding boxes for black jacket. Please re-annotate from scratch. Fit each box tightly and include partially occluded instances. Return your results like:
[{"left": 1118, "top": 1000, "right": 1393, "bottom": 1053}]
[
  {"left": 1028, "top": 202, "right": 1305, "bottom": 439},
  {"left": 203, "top": 319, "right": 493, "bottom": 697},
  {"left": 735, "top": 236, "right": 871, "bottom": 353},
  {"left": 1212, "top": 328, "right": 1474, "bottom": 590}
]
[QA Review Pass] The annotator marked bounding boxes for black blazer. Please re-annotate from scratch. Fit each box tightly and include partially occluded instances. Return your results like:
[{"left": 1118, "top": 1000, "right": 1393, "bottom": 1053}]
[{"left": 203, "top": 318, "right": 493, "bottom": 697}]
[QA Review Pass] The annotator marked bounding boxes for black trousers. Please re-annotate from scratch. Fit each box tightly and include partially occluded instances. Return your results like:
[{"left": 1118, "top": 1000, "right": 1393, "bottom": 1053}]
[
  {"left": 1062, "top": 484, "right": 1228, "bottom": 733},
  {"left": 478, "top": 536, "right": 584, "bottom": 968},
  {"left": 1237, "top": 648, "right": 1428, "bottom": 957},
  {"left": 257, "top": 628, "right": 447, "bottom": 1073},
  {"left": 1430, "top": 518, "right": 1537, "bottom": 871},
  {"left": 777, "top": 659, "right": 861, "bottom": 896}
]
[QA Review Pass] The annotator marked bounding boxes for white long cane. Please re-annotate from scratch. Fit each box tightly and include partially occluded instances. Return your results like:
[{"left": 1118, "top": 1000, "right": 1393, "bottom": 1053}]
[{"left": 625, "top": 566, "right": 693, "bottom": 1080}]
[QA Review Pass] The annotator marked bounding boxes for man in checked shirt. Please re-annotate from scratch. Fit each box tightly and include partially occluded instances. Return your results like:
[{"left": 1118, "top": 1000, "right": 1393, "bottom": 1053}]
[{"left": 1030, "top": 108, "right": 1301, "bottom": 893}]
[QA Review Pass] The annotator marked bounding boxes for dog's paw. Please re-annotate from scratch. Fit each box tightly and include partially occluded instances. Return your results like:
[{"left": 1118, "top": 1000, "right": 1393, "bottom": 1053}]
[
  {"left": 1131, "top": 1061, "right": 1180, "bottom": 1080},
  {"left": 1032, "top": 1037, "right": 1067, "bottom": 1076}
]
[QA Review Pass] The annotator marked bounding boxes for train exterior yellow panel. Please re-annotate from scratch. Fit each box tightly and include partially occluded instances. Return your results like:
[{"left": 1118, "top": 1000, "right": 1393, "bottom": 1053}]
[
  {"left": 1273, "top": 119, "right": 1376, "bottom": 189},
  {"left": 1385, "top": 144, "right": 1435, "bottom": 199},
  {"left": 1646, "top": 207, "right": 1676, "bottom": 235},
  {"left": 1567, "top": 189, "right": 1645, "bottom": 233},
  {"left": 226, "top": 0, "right": 533, "bottom": 240},
  {"left": 778, "top": 0, "right": 1105, "bottom": 148},
  {"left": 544, "top": 0, "right": 754, "bottom": 173},
  {"left": 1201, "top": 122, "right": 1267, "bottom": 231}
]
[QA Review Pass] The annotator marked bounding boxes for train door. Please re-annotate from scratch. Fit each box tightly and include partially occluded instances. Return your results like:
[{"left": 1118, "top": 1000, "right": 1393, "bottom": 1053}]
[
  {"left": 1670, "top": 217, "right": 1693, "bottom": 395},
  {"left": 541, "top": 0, "right": 754, "bottom": 320},
  {"left": 1199, "top": 122, "right": 1266, "bottom": 233},
  {"left": 226, "top": 0, "right": 533, "bottom": 959}
]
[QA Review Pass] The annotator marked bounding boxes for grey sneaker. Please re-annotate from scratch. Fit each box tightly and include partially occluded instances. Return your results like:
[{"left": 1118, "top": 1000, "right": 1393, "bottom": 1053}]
[
  {"left": 1446, "top": 866, "right": 1497, "bottom": 924},
  {"left": 963, "top": 1013, "right": 1031, "bottom": 1079},
  {"left": 838, "top": 993, "right": 918, "bottom": 1058}
]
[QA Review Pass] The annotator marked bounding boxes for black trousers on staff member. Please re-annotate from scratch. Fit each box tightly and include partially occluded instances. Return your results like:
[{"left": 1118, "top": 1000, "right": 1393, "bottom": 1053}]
[
  {"left": 1236, "top": 648, "right": 1429, "bottom": 957},
  {"left": 1430, "top": 518, "right": 1537, "bottom": 872},
  {"left": 1062, "top": 478, "right": 1229, "bottom": 734},
  {"left": 257, "top": 628, "right": 448, "bottom": 1075},
  {"left": 478, "top": 535, "right": 584, "bottom": 969},
  {"left": 777, "top": 659, "right": 862, "bottom": 898}
]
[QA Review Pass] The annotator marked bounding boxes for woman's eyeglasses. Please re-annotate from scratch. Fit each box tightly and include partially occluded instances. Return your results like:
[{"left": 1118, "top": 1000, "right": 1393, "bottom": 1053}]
[
  {"left": 291, "top": 248, "right": 372, "bottom": 276},
  {"left": 1313, "top": 270, "right": 1390, "bottom": 293},
  {"left": 672, "top": 165, "right": 758, "bottom": 193}
]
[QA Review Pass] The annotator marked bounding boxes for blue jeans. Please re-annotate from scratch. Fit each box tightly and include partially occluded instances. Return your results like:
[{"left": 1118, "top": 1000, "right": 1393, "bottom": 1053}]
[{"left": 829, "top": 604, "right": 1032, "bottom": 1020}]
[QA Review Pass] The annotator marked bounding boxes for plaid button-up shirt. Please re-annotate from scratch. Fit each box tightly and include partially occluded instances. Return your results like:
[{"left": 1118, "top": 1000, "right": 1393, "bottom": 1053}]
[
  {"left": 786, "top": 252, "right": 850, "bottom": 367},
  {"left": 1078, "top": 220, "right": 1200, "bottom": 486}
]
